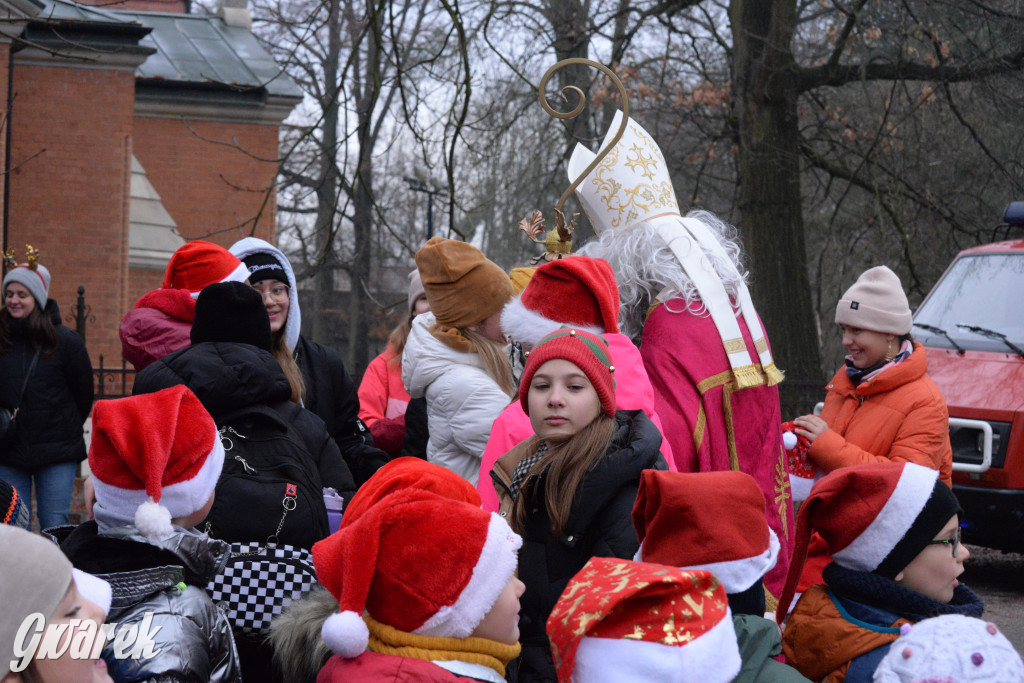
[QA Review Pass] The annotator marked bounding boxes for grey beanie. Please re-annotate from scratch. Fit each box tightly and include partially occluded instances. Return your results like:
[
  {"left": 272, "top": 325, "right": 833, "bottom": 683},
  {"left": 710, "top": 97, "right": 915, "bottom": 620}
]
[
  {"left": 3, "top": 263, "right": 51, "bottom": 310},
  {"left": 834, "top": 265, "right": 912, "bottom": 335},
  {"left": 0, "top": 526, "right": 73, "bottom": 676},
  {"left": 408, "top": 268, "right": 426, "bottom": 316}
]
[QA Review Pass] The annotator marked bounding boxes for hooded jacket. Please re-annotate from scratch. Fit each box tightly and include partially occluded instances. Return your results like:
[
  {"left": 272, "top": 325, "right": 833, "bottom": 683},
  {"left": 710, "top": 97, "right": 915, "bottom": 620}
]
[
  {"left": 0, "top": 300, "right": 93, "bottom": 471},
  {"left": 476, "top": 333, "right": 675, "bottom": 512},
  {"left": 230, "top": 237, "right": 389, "bottom": 487},
  {"left": 133, "top": 341, "right": 357, "bottom": 506},
  {"left": 491, "top": 410, "right": 667, "bottom": 683},
  {"left": 402, "top": 312, "right": 512, "bottom": 486},
  {"left": 119, "top": 288, "right": 196, "bottom": 371},
  {"left": 56, "top": 521, "right": 241, "bottom": 683},
  {"left": 809, "top": 343, "right": 953, "bottom": 486}
]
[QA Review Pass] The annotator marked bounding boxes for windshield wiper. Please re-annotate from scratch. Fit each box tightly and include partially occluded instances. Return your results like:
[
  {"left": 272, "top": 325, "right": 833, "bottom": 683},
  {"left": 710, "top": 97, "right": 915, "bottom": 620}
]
[
  {"left": 913, "top": 323, "right": 966, "bottom": 354},
  {"left": 956, "top": 324, "right": 1024, "bottom": 359}
]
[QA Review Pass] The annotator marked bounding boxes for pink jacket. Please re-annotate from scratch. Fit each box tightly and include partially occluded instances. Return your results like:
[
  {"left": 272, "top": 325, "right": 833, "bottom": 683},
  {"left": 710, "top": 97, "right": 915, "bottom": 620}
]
[
  {"left": 477, "top": 333, "right": 675, "bottom": 512},
  {"left": 358, "top": 344, "right": 411, "bottom": 424}
]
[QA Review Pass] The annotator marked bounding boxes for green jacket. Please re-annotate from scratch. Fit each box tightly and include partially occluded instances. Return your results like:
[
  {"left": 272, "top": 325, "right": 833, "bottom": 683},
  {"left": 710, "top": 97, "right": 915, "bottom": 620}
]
[{"left": 734, "top": 614, "right": 810, "bottom": 683}]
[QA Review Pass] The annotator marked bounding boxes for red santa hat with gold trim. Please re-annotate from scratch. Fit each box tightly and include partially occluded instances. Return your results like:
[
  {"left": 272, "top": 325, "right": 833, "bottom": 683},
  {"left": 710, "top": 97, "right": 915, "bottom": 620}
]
[
  {"left": 501, "top": 255, "right": 620, "bottom": 347},
  {"left": 313, "top": 488, "right": 521, "bottom": 657},
  {"left": 547, "top": 557, "right": 741, "bottom": 683},
  {"left": 89, "top": 385, "right": 224, "bottom": 539},
  {"left": 632, "top": 470, "right": 779, "bottom": 594}
]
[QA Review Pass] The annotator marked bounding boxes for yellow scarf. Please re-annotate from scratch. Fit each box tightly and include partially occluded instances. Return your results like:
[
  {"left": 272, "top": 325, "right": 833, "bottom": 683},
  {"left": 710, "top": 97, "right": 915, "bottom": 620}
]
[{"left": 364, "top": 614, "right": 521, "bottom": 679}]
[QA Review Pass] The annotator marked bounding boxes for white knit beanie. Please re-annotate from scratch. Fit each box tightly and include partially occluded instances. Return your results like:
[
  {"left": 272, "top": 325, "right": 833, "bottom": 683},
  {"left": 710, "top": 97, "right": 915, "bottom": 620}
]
[
  {"left": 874, "top": 615, "right": 1024, "bottom": 682},
  {"left": 834, "top": 265, "right": 912, "bottom": 335}
]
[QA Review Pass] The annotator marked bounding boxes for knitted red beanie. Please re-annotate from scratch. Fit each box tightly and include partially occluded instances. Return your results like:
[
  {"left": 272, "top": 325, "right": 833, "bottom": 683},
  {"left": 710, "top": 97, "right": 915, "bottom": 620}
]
[{"left": 519, "top": 328, "right": 616, "bottom": 418}]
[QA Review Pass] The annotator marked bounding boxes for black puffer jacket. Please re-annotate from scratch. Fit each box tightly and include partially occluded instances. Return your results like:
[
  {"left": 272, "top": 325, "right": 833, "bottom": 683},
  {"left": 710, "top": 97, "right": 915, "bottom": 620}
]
[
  {"left": 133, "top": 342, "right": 357, "bottom": 506},
  {"left": 0, "top": 301, "right": 93, "bottom": 471},
  {"left": 293, "top": 335, "right": 389, "bottom": 486},
  {"left": 492, "top": 410, "right": 668, "bottom": 682}
]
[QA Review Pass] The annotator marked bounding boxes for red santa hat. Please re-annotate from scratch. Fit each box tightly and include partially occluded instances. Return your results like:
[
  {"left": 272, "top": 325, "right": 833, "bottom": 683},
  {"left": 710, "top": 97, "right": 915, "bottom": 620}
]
[
  {"left": 340, "top": 456, "right": 482, "bottom": 530},
  {"left": 547, "top": 558, "right": 741, "bottom": 683},
  {"left": 161, "top": 240, "right": 250, "bottom": 298},
  {"left": 501, "top": 255, "right": 620, "bottom": 347},
  {"left": 632, "top": 470, "right": 779, "bottom": 594},
  {"left": 89, "top": 385, "right": 224, "bottom": 540},
  {"left": 313, "top": 489, "right": 521, "bottom": 658},
  {"left": 776, "top": 462, "right": 960, "bottom": 623}
]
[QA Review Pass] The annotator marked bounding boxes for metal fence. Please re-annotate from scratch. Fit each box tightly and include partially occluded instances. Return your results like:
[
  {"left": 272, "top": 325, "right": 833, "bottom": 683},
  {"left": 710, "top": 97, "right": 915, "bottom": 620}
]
[{"left": 94, "top": 355, "right": 135, "bottom": 401}]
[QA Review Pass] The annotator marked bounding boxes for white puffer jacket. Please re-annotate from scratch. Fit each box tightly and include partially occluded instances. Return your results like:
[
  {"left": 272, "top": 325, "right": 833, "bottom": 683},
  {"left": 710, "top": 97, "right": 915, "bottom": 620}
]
[{"left": 402, "top": 312, "right": 513, "bottom": 486}]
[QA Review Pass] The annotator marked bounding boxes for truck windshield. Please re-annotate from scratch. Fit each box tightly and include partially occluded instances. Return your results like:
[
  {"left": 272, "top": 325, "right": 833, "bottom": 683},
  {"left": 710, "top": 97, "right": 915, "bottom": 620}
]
[{"left": 914, "top": 253, "right": 1024, "bottom": 353}]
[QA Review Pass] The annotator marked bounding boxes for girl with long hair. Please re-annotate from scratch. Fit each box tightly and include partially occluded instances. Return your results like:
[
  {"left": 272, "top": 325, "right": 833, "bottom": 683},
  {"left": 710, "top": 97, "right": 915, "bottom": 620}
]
[
  {"left": 230, "top": 237, "right": 389, "bottom": 486},
  {"left": 356, "top": 269, "right": 431, "bottom": 456},
  {"left": 489, "top": 328, "right": 667, "bottom": 682},
  {"left": 0, "top": 257, "right": 93, "bottom": 529},
  {"left": 402, "top": 237, "right": 516, "bottom": 486}
]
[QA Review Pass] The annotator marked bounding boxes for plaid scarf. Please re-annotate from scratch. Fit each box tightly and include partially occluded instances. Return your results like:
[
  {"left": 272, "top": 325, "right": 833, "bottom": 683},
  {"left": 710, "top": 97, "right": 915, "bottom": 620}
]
[{"left": 510, "top": 442, "right": 548, "bottom": 500}]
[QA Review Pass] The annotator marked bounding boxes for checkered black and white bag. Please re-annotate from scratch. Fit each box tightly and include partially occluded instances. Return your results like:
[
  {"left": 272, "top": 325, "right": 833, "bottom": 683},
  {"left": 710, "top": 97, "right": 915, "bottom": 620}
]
[{"left": 207, "top": 542, "right": 319, "bottom": 638}]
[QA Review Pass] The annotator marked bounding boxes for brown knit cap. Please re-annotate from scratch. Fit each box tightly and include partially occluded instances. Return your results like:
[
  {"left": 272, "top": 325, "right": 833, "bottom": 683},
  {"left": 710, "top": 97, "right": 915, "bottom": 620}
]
[{"left": 415, "top": 237, "right": 513, "bottom": 332}]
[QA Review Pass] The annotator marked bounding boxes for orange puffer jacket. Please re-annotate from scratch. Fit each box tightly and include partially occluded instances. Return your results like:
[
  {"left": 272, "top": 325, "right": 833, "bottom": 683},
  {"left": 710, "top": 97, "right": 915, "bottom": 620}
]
[
  {"left": 782, "top": 585, "right": 907, "bottom": 682},
  {"left": 808, "top": 343, "right": 952, "bottom": 486}
]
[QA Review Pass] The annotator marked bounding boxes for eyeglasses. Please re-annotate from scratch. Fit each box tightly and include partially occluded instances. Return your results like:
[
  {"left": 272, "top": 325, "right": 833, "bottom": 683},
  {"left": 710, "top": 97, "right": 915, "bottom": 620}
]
[
  {"left": 251, "top": 283, "right": 290, "bottom": 301},
  {"left": 926, "top": 525, "right": 962, "bottom": 558}
]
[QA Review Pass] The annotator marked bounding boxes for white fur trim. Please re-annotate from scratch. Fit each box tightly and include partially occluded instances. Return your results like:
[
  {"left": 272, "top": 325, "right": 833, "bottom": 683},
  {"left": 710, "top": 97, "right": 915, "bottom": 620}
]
[
  {"left": 635, "top": 531, "right": 780, "bottom": 594},
  {"left": 571, "top": 608, "right": 741, "bottom": 683},
  {"left": 72, "top": 568, "right": 111, "bottom": 616},
  {"left": 788, "top": 472, "right": 818, "bottom": 503},
  {"left": 188, "top": 261, "right": 248, "bottom": 297},
  {"left": 92, "top": 431, "right": 224, "bottom": 531},
  {"left": 229, "top": 237, "right": 301, "bottom": 352},
  {"left": 322, "top": 611, "right": 369, "bottom": 658},
  {"left": 501, "top": 295, "right": 605, "bottom": 347},
  {"left": 832, "top": 463, "right": 938, "bottom": 572},
  {"left": 414, "top": 514, "right": 523, "bottom": 638}
]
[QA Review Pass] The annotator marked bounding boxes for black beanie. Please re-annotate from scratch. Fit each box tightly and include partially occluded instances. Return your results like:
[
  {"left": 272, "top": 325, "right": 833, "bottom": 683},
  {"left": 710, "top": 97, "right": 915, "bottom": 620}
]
[
  {"left": 190, "top": 281, "right": 274, "bottom": 352},
  {"left": 243, "top": 252, "right": 289, "bottom": 286},
  {"left": 876, "top": 478, "right": 961, "bottom": 579}
]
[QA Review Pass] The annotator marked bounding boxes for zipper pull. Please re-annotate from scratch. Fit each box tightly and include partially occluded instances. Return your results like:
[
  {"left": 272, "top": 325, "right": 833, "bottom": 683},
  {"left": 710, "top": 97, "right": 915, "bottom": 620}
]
[{"left": 235, "top": 455, "right": 257, "bottom": 474}]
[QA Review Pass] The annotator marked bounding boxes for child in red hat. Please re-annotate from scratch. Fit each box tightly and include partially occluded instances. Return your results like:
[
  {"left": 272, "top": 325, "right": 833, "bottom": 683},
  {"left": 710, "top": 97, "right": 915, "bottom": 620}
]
[
  {"left": 311, "top": 488, "right": 524, "bottom": 682},
  {"left": 56, "top": 385, "right": 241, "bottom": 683},
  {"left": 778, "top": 462, "right": 980, "bottom": 682},
  {"left": 490, "top": 327, "right": 668, "bottom": 682}
]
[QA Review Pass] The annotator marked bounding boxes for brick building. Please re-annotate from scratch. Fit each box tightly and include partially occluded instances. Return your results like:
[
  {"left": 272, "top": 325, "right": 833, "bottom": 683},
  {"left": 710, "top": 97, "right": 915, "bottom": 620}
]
[{"left": 0, "top": 0, "right": 300, "bottom": 370}]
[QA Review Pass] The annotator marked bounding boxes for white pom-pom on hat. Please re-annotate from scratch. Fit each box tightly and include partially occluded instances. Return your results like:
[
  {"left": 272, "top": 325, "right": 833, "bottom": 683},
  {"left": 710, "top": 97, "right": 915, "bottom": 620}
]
[
  {"left": 135, "top": 499, "right": 173, "bottom": 540},
  {"left": 321, "top": 611, "right": 369, "bottom": 658},
  {"left": 782, "top": 431, "right": 798, "bottom": 450}
]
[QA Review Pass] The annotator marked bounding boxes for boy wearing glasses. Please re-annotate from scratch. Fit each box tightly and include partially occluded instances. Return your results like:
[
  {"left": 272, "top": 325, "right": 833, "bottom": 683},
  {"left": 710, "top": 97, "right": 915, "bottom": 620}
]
[{"left": 776, "top": 462, "right": 981, "bottom": 683}]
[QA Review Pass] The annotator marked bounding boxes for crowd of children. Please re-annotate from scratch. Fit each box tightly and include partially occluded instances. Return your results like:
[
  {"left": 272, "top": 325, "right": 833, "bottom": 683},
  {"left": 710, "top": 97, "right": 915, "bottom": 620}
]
[{"left": 4, "top": 126, "right": 1024, "bottom": 680}]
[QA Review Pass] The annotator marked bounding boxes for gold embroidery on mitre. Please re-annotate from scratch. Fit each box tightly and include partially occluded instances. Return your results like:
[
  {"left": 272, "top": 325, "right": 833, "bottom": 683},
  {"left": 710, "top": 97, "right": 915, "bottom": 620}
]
[{"left": 587, "top": 119, "right": 679, "bottom": 230}]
